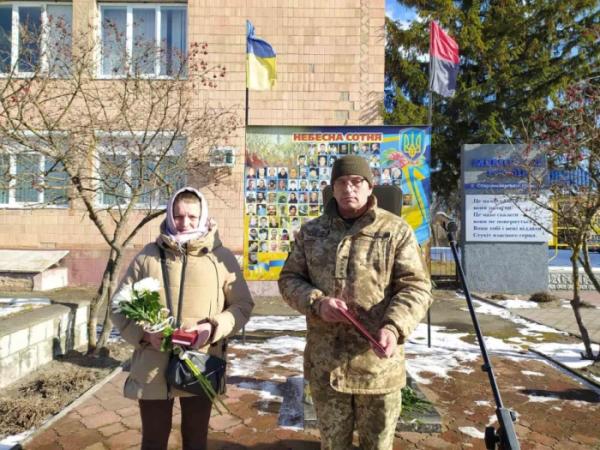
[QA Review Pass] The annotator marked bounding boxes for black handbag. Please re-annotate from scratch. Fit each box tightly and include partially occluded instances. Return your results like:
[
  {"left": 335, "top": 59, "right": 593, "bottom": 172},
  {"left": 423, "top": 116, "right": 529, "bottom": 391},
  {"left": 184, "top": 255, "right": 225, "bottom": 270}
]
[
  {"left": 158, "top": 246, "right": 227, "bottom": 396},
  {"left": 166, "top": 350, "right": 226, "bottom": 395}
]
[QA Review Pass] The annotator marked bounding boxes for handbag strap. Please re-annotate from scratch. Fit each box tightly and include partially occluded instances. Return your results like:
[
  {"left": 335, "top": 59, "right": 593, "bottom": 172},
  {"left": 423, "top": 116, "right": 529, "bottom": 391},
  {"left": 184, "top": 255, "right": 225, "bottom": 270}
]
[{"left": 158, "top": 245, "right": 188, "bottom": 328}]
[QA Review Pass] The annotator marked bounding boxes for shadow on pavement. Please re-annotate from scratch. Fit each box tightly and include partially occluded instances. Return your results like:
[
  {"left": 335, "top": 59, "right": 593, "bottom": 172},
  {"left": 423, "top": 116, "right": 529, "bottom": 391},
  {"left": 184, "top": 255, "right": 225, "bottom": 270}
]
[{"left": 520, "top": 388, "right": 600, "bottom": 402}]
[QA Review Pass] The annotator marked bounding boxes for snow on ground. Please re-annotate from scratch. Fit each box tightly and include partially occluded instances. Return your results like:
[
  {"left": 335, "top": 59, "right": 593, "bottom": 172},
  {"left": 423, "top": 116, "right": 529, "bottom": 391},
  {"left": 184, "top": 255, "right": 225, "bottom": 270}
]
[
  {"left": 237, "top": 380, "right": 282, "bottom": 402},
  {"left": 459, "top": 426, "right": 485, "bottom": 439},
  {"left": 522, "top": 371, "right": 545, "bottom": 377},
  {"left": 0, "top": 298, "right": 51, "bottom": 318},
  {"left": 407, "top": 305, "right": 599, "bottom": 390},
  {"left": 0, "top": 431, "right": 31, "bottom": 450},
  {"left": 243, "top": 315, "right": 306, "bottom": 332},
  {"left": 240, "top": 297, "right": 591, "bottom": 396},
  {"left": 406, "top": 324, "right": 526, "bottom": 384},
  {"left": 227, "top": 332, "right": 306, "bottom": 425},
  {"left": 527, "top": 393, "right": 561, "bottom": 403},
  {"left": 497, "top": 300, "right": 539, "bottom": 309},
  {"left": 465, "top": 300, "right": 565, "bottom": 338},
  {"left": 228, "top": 335, "right": 305, "bottom": 378},
  {"left": 532, "top": 342, "right": 600, "bottom": 371}
]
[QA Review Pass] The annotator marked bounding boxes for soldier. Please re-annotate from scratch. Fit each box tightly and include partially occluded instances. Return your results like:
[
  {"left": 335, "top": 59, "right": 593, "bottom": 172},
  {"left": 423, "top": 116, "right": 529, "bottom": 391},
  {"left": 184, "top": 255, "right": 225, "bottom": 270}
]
[{"left": 278, "top": 155, "right": 432, "bottom": 450}]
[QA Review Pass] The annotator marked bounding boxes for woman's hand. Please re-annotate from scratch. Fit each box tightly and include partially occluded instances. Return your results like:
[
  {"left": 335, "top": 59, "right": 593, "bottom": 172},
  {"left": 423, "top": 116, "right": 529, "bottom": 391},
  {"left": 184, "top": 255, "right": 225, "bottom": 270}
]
[
  {"left": 142, "top": 331, "right": 163, "bottom": 351},
  {"left": 186, "top": 322, "right": 213, "bottom": 349}
]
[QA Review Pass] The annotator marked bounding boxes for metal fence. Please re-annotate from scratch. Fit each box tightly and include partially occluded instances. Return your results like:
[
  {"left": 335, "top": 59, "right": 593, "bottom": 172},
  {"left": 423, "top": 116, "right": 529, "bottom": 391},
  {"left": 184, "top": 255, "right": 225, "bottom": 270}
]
[{"left": 430, "top": 247, "right": 458, "bottom": 283}]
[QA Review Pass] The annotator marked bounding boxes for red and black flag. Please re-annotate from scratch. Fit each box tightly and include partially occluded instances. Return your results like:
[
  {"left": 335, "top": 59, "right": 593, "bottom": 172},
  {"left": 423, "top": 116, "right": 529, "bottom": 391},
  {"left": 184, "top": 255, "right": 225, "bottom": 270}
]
[{"left": 429, "top": 21, "right": 459, "bottom": 97}]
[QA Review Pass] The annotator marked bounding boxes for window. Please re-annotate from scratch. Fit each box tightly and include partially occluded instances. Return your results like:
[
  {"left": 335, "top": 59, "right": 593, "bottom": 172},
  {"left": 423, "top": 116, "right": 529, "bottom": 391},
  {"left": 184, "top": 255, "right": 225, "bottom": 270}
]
[
  {"left": 0, "top": 3, "right": 72, "bottom": 76},
  {"left": 96, "top": 134, "right": 186, "bottom": 207},
  {"left": 99, "top": 4, "right": 187, "bottom": 77},
  {"left": 0, "top": 141, "right": 69, "bottom": 207}
]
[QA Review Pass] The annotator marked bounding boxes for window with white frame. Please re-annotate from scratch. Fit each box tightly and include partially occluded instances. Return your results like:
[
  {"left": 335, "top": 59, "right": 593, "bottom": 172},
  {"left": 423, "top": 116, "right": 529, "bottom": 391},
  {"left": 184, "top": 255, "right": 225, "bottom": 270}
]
[
  {"left": 96, "top": 134, "right": 186, "bottom": 207},
  {"left": 0, "top": 142, "right": 69, "bottom": 207},
  {"left": 99, "top": 4, "right": 187, "bottom": 78},
  {"left": 0, "top": 3, "right": 72, "bottom": 76}
]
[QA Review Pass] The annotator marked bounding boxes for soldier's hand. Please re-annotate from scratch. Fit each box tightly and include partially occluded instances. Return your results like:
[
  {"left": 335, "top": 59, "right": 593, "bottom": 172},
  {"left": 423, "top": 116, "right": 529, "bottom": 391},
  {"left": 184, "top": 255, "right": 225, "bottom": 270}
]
[
  {"left": 318, "top": 297, "right": 350, "bottom": 323},
  {"left": 374, "top": 327, "right": 397, "bottom": 358}
]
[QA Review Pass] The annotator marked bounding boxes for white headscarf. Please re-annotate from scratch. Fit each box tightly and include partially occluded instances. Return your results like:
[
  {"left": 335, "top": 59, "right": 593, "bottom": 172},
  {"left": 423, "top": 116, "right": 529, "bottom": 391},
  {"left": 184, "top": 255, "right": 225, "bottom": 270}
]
[{"left": 165, "top": 186, "right": 210, "bottom": 244}]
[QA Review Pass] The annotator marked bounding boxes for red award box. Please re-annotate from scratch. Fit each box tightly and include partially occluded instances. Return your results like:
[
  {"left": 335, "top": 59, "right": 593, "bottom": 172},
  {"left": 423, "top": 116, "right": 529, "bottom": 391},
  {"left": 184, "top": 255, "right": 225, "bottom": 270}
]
[{"left": 171, "top": 329, "right": 198, "bottom": 346}]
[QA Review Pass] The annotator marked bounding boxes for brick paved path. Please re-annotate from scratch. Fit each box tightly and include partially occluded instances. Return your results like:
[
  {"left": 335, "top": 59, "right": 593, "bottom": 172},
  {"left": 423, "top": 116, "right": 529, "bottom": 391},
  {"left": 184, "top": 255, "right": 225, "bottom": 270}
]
[
  {"left": 23, "top": 291, "right": 600, "bottom": 449},
  {"left": 26, "top": 344, "right": 600, "bottom": 449}
]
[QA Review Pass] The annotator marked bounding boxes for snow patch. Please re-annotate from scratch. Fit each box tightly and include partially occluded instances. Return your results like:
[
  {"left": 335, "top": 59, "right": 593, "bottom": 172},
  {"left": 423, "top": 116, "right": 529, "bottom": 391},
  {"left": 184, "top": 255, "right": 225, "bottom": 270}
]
[
  {"left": 532, "top": 343, "right": 600, "bottom": 370},
  {"left": 244, "top": 315, "right": 306, "bottom": 332},
  {"left": 521, "top": 371, "right": 544, "bottom": 377},
  {"left": 497, "top": 300, "right": 539, "bottom": 309},
  {"left": 459, "top": 426, "right": 485, "bottom": 439}
]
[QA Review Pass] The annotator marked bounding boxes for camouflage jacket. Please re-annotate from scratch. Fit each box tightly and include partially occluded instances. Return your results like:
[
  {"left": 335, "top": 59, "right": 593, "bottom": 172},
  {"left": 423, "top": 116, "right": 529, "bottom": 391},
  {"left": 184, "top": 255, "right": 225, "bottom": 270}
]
[{"left": 278, "top": 196, "right": 432, "bottom": 394}]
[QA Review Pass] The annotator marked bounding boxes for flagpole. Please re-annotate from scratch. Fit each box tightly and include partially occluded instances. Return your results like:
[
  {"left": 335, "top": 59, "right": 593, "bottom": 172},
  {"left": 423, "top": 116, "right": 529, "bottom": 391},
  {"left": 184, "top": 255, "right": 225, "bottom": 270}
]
[
  {"left": 245, "top": 87, "right": 249, "bottom": 126},
  {"left": 426, "top": 24, "right": 433, "bottom": 349},
  {"left": 428, "top": 91, "right": 433, "bottom": 126},
  {"left": 428, "top": 43, "right": 433, "bottom": 127}
]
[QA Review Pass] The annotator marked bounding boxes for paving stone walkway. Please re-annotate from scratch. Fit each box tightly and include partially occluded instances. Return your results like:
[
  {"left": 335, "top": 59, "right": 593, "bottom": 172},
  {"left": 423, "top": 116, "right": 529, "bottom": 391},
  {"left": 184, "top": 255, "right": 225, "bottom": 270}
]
[{"left": 20, "top": 290, "right": 600, "bottom": 449}]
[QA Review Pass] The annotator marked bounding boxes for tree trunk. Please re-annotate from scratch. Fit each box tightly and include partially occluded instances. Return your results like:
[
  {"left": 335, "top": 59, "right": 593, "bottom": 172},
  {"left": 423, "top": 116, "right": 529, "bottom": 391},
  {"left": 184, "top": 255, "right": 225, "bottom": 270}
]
[
  {"left": 87, "top": 247, "right": 120, "bottom": 354},
  {"left": 569, "top": 247, "right": 595, "bottom": 360},
  {"left": 96, "top": 251, "right": 125, "bottom": 350},
  {"left": 579, "top": 241, "right": 600, "bottom": 293}
]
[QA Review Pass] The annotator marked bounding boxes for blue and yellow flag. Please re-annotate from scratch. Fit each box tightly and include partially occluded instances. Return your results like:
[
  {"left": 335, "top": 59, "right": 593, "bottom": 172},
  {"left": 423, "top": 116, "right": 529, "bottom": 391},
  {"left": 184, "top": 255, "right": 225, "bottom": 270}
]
[{"left": 246, "top": 20, "right": 276, "bottom": 90}]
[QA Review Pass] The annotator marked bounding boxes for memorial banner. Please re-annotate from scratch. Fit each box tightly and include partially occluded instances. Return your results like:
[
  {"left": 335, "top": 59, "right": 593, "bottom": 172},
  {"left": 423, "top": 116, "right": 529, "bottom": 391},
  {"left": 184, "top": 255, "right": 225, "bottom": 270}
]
[{"left": 244, "top": 126, "right": 431, "bottom": 281}]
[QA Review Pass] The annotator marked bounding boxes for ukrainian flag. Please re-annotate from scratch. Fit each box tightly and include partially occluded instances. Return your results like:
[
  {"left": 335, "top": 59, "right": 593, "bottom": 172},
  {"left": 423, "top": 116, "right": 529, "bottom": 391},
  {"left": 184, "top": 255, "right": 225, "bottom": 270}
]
[{"left": 246, "top": 20, "right": 276, "bottom": 90}]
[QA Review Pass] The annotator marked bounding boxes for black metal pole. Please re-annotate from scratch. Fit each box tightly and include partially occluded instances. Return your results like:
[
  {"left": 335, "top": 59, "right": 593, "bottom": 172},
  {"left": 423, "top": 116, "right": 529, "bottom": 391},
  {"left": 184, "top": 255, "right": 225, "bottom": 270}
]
[
  {"left": 245, "top": 87, "right": 249, "bottom": 126},
  {"left": 445, "top": 220, "right": 520, "bottom": 450},
  {"left": 427, "top": 309, "right": 431, "bottom": 348}
]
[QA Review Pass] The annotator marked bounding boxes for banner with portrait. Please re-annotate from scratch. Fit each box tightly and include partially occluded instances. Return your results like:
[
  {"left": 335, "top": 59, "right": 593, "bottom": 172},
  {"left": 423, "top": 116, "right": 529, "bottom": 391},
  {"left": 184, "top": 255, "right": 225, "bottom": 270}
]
[{"left": 244, "top": 126, "right": 431, "bottom": 281}]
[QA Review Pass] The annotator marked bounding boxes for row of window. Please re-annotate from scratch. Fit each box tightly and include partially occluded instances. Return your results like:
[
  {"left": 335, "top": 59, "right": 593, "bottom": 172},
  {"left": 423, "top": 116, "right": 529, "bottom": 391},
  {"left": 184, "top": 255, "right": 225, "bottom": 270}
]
[
  {"left": 0, "top": 3, "right": 187, "bottom": 77},
  {"left": 0, "top": 136, "right": 186, "bottom": 208}
]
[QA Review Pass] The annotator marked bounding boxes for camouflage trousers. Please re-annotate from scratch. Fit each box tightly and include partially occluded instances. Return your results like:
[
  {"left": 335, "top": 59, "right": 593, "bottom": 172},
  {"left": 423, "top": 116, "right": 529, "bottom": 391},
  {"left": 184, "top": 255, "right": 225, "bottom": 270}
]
[{"left": 310, "top": 381, "right": 403, "bottom": 450}]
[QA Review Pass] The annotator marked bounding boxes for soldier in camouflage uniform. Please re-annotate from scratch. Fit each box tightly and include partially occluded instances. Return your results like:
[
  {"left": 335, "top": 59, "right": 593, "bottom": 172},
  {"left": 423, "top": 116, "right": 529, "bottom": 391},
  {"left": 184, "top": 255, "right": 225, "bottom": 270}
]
[{"left": 278, "top": 155, "right": 432, "bottom": 450}]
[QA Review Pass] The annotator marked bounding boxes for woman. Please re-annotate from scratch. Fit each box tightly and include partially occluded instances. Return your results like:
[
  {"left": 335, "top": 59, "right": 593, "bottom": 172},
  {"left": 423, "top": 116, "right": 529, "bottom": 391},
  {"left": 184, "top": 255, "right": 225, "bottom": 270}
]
[{"left": 111, "top": 187, "right": 254, "bottom": 450}]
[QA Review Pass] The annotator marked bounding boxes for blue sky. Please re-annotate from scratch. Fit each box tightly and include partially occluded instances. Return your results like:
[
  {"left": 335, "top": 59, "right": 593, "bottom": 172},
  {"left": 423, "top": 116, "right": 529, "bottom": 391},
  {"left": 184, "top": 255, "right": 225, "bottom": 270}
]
[{"left": 385, "top": 1, "right": 417, "bottom": 22}]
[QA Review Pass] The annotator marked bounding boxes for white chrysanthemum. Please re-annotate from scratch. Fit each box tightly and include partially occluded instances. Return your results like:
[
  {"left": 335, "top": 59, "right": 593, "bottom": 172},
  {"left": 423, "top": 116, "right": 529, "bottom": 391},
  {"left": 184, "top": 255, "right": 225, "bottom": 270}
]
[
  {"left": 133, "top": 277, "right": 161, "bottom": 294},
  {"left": 111, "top": 284, "right": 134, "bottom": 312}
]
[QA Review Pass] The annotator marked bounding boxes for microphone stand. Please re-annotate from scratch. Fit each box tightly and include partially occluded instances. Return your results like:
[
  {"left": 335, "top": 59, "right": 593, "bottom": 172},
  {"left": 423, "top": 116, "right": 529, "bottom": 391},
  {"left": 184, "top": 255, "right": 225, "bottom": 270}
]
[{"left": 443, "top": 219, "right": 521, "bottom": 450}]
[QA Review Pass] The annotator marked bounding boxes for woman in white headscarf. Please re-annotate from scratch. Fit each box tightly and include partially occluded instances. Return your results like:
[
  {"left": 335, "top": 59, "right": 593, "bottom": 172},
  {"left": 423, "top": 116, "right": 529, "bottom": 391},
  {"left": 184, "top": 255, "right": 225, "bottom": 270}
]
[{"left": 111, "top": 187, "right": 254, "bottom": 450}]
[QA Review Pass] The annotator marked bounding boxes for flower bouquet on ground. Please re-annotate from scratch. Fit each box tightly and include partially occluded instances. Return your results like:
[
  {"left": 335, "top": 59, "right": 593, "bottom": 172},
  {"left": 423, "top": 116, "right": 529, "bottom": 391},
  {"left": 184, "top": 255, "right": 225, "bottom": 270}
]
[{"left": 112, "top": 277, "right": 228, "bottom": 413}]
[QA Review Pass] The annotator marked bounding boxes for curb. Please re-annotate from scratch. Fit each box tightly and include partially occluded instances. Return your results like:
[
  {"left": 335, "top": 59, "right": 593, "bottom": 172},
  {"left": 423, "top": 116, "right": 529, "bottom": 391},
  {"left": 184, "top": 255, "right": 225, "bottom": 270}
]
[{"left": 15, "top": 365, "right": 125, "bottom": 449}]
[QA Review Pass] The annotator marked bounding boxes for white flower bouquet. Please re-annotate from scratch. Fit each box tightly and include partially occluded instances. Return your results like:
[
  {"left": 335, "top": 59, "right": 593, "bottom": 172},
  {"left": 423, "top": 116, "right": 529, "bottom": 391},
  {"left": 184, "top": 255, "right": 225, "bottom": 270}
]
[{"left": 112, "top": 278, "right": 173, "bottom": 342}]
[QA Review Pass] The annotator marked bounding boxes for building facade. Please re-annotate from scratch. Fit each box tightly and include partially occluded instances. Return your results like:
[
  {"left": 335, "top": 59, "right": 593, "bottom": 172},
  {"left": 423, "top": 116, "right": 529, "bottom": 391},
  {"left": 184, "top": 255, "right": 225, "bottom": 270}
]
[{"left": 0, "top": 0, "right": 385, "bottom": 285}]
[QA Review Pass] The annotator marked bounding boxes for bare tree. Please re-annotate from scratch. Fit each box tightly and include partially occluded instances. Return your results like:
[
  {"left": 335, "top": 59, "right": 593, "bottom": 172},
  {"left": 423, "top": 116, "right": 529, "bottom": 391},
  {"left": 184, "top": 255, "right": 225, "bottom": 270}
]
[
  {"left": 0, "top": 12, "right": 240, "bottom": 352},
  {"left": 509, "top": 79, "right": 599, "bottom": 362}
]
